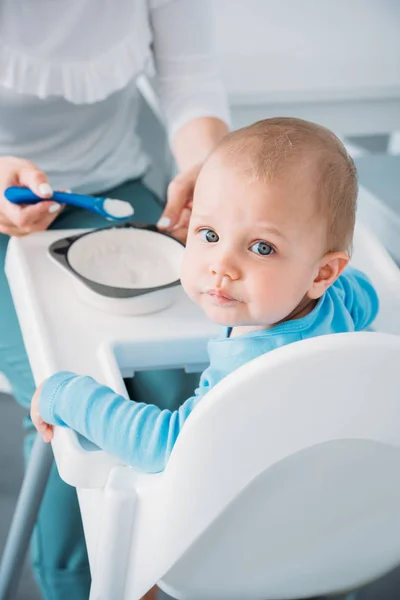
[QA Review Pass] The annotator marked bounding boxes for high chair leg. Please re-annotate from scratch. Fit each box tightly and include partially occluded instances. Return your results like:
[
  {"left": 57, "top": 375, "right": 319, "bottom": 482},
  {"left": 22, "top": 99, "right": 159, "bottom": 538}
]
[{"left": 0, "top": 435, "right": 53, "bottom": 600}]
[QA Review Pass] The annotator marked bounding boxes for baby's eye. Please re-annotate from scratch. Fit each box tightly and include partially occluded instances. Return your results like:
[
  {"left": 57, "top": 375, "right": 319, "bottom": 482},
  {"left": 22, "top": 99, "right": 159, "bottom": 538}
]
[
  {"left": 199, "top": 228, "right": 219, "bottom": 243},
  {"left": 250, "top": 241, "right": 275, "bottom": 256}
]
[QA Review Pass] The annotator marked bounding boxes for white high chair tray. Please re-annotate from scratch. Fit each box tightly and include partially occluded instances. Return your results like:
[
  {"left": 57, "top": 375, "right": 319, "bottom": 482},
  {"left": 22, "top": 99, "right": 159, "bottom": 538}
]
[{"left": 5, "top": 228, "right": 219, "bottom": 485}]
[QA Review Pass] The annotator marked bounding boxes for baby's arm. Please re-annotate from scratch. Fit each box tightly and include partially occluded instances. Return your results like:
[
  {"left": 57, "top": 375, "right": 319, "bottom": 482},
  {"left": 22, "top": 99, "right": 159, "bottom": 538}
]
[
  {"left": 37, "top": 372, "right": 203, "bottom": 473},
  {"left": 335, "top": 266, "right": 379, "bottom": 330}
]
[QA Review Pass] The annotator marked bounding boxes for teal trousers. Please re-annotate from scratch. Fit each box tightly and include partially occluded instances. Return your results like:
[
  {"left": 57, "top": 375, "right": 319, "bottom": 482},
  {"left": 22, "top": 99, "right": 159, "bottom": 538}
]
[{"left": 0, "top": 179, "right": 199, "bottom": 599}]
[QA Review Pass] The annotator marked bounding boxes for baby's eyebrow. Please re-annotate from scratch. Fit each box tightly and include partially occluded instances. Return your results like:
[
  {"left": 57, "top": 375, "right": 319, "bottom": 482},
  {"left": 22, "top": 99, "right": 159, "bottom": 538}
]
[
  {"left": 191, "top": 214, "right": 287, "bottom": 241},
  {"left": 257, "top": 224, "right": 287, "bottom": 240}
]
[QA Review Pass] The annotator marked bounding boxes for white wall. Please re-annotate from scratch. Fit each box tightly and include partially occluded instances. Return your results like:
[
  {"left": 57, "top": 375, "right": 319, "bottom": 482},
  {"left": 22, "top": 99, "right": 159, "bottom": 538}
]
[
  {"left": 141, "top": 0, "right": 400, "bottom": 178},
  {"left": 213, "top": 0, "right": 400, "bottom": 102},
  {"left": 212, "top": 0, "right": 400, "bottom": 135}
]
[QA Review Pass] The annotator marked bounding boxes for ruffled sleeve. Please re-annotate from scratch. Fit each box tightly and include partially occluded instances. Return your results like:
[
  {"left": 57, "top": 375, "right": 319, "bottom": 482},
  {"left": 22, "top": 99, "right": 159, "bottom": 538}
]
[{"left": 0, "top": 0, "right": 155, "bottom": 104}]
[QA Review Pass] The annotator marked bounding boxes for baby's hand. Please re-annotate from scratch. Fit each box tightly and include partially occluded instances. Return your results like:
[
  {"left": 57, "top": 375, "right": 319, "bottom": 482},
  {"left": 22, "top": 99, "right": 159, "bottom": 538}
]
[{"left": 31, "top": 381, "right": 54, "bottom": 443}]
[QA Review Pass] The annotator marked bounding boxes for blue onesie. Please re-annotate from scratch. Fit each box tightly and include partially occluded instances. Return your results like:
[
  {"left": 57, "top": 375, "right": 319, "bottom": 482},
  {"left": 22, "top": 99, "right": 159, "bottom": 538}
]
[{"left": 39, "top": 266, "right": 379, "bottom": 473}]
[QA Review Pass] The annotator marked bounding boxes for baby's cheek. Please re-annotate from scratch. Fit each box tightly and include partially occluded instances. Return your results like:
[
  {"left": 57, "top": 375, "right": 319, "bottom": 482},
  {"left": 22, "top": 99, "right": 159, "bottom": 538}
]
[
  {"left": 180, "top": 252, "right": 196, "bottom": 297},
  {"left": 254, "top": 278, "right": 292, "bottom": 320}
]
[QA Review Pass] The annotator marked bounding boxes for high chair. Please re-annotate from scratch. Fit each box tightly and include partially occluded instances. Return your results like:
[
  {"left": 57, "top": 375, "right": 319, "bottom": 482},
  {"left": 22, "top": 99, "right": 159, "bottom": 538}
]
[
  {"left": 0, "top": 58, "right": 400, "bottom": 600},
  {"left": 43, "top": 222, "right": 400, "bottom": 600}
]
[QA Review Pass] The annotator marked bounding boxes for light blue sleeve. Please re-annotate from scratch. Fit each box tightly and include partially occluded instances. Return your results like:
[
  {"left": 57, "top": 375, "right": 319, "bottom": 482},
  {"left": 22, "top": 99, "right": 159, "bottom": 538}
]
[
  {"left": 39, "top": 371, "right": 204, "bottom": 473},
  {"left": 334, "top": 266, "right": 380, "bottom": 330}
]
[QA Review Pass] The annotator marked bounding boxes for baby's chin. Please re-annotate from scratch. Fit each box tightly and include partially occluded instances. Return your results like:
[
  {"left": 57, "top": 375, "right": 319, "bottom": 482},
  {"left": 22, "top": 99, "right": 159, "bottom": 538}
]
[
  {"left": 200, "top": 304, "right": 252, "bottom": 327},
  {"left": 201, "top": 302, "right": 282, "bottom": 329},
  {"left": 192, "top": 291, "right": 279, "bottom": 327},
  {"left": 199, "top": 304, "right": 238, "bottom": 326}
]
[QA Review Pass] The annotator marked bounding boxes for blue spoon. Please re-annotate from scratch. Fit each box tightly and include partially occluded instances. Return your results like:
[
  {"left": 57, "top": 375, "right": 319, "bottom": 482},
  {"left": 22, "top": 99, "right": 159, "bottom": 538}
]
[{"left": 5, "top": 186, "right": 135, "bottom": 221}]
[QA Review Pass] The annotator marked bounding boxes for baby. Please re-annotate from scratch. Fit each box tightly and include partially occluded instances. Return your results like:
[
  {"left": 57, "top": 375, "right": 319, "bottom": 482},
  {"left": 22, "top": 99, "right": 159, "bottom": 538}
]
[{"left": 31, "top": 117, "right": 378, "bottom": 472}]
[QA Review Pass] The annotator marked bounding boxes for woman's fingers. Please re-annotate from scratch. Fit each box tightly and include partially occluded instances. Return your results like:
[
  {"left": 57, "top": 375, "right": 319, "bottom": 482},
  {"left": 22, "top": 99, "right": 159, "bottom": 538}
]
[
  {"left": 3, "top": 202, "right": 62, "bottom": 232},
  {"left": 0, "top": 219, "right": 30, "bottom": 237},
  {"left": 158, "top": 176, "right": 192, "bottom": 230},
  {"left": 171, "top": 206, "right": 192, "bottom": 231},
  {"left": 0, "top": 157, "right": 61, "bottom": 232},
  {"left": 12, "top": 201, "right": 62, "bottom": 230},
  {"left": 0, "top": 202, "right": 63, "bottom": 235},
  {"left": 157, "top": 163, "right": 201, "bottom": 231},
  {"left": 168, "top": 207, "right": 192, "bottom": 244},
  {"left": 18, "top": 162, "right": 53, "bottom": 198}
]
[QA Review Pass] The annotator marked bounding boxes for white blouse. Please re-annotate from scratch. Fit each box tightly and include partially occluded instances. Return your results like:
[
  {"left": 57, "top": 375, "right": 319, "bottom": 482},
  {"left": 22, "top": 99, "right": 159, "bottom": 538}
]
[{"left": 0, "top": 0, "right": 229, "bottom": 193}]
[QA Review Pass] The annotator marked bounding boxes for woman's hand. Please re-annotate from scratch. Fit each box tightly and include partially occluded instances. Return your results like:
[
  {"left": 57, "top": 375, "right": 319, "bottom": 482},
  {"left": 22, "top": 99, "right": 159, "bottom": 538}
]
[
  {"left": 31, "top": 381, "right": 54, "bottom": 443},
  {"left": 0, "top": 156, "right": 63, "bottom": 237},
  {"left": 157, "top": 117, "right": 229, "bottom": 244},
  {"left": 157, "top": 162, "right": 202, "bottom": 244}
]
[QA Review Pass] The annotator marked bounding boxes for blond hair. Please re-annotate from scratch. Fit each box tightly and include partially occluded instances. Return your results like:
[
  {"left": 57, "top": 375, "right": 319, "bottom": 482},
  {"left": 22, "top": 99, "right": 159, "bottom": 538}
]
[{"left": 218, "top": 117, "right": 358, "bottom": 253}]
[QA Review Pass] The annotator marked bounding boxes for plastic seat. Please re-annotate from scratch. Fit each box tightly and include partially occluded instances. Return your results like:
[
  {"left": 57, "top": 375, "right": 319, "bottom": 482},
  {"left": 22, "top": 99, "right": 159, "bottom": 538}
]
[{"left": 54, "top": 222, "right": 400, "bottom": 600}]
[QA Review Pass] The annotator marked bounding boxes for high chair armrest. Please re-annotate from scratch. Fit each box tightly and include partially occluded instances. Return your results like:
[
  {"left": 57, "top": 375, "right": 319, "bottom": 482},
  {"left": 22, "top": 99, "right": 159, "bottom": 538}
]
[
  {"left": 52, "top": 336, "right": 211, "bottom": 488},
  {"left": 51, "top": 429, "right": 121, "bottom": 488}
]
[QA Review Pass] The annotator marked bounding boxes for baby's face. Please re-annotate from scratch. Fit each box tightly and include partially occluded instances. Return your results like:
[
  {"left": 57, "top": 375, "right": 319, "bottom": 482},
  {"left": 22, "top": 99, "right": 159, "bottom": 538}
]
[{"left": 181, "top": 155, "right": 328, "bottom": 329}]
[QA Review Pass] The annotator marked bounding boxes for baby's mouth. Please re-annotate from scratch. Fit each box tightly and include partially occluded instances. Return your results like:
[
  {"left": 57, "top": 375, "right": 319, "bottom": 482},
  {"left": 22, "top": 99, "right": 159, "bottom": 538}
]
[{"left": 206, "top": 288, "right": 241, "bottom": 303}]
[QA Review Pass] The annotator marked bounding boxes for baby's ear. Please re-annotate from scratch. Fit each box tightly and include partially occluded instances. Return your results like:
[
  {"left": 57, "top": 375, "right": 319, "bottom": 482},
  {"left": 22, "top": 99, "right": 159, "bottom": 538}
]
[{"left": 307, "top": 252, "right": 349, "bottom": 300}]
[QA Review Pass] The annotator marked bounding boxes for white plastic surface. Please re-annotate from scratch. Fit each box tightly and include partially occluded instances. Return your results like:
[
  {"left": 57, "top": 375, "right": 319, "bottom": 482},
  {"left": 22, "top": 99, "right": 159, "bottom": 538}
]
[
  {"left": 356, "top": 161, "right": 400, "bottom": 264},
  {"left": 72, "top": 282, "right": 181, "bottom": 317},
  {"left": 155, "top": 334, "right": 400, "bottom": 599}
]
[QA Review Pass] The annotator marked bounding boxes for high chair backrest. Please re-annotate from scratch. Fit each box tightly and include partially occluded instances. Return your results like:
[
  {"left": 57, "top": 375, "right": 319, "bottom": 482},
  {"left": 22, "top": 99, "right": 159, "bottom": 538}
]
[
  {"left": 118, "top": 331, "right": 400, "bottom": 600},
  {"left": 351, "top": 222, "right": 400, "bottom": 334}
]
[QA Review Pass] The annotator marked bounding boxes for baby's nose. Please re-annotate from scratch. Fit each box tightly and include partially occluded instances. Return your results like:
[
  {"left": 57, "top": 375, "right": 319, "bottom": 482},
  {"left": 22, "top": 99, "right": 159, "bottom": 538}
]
[{"left": 210, "top": 257, "right": 240, "bottom": 281}]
